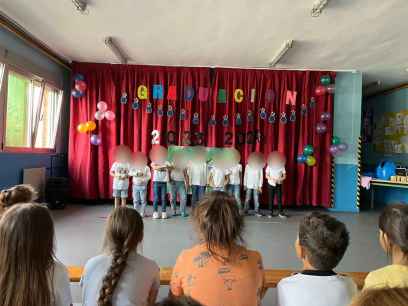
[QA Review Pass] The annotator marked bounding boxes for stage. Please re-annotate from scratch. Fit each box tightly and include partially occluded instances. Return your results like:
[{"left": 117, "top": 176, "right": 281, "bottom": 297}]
[{"left": 53, "top": 204, "right": 385, "bottom": 305}]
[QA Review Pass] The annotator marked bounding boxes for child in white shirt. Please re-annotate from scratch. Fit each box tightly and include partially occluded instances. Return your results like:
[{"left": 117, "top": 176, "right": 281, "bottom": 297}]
[
  {"left": 187, "top": 162, "right": 208, "bottom": 208},
  {"left": 277, "top": 212, "right": 357, "bottom": 306},
  {"left": 265, "top": 151, "right": 287, "bottom": 218},
  {"left": 243, "top": 163, "right": 264, "bottom": 216},
  {"left": 129, "top": 164, "right": 151, "bottom": 217},
  {"left": 226, "top": 163, "right": 242, "bottom": 210},
  {"left": 208, "top": 166, "right": 228, "bottom": 191},
  {"left": 110, "top": 162, "right": 130, "bottom": 208},
  {"left": 151, "top": 160, "right": 172, "bottom": 219},
  {"left": 81, "top": 207, "right": 160, "bottom": 306},
  {"left": 169, "top": 152, "right": 189, "bottom": 217}
]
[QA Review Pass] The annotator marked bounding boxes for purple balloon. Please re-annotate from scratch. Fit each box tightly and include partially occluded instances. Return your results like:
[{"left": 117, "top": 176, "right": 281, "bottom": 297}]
[
  {"left": 338, "top": 143, "right": 348, "bottom": 152},
  {"left": 320, "top": 112, "right": 331, "bottom": 122},
  {"left": 316, "top": 122, "right": 327, "bottom": 134},
  {"left": 326, "top": 84, "right": 336, "bottom": 94},
  {"left": 90, "top": 134, "right": 101, "bottom": 146},
  {"left": 329, "top": 144, "right": 339, "bottom": 156}
]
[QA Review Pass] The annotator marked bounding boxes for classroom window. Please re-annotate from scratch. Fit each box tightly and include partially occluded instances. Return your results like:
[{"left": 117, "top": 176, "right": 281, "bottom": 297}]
[
  {"left": 0, "top": 64, "right": 4, "bottom": 89},
  {"left": 2, "top": 66, "right": 63, "bottom": 151},
  {"left": 34, "top": 85, "right": 63, "bottom": 149}
]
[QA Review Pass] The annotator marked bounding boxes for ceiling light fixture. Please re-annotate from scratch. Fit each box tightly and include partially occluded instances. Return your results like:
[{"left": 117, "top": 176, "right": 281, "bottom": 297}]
[
  {"left": 268, "top": 40, "right": 294, "bottom": 67},
  {"left": 104, "top": 37, "right": 128, "bottom": 64},
  {"left": 311, "top": 0, "right": 330, "bottom": 17},
  {"left": 72, "top": 0, "right": 89, "bottom": 14}
]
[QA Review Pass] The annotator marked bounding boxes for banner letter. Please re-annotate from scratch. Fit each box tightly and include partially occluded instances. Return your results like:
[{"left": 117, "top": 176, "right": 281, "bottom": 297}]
[{"left": 234, "top": 89, "right": 244, "bottom": 103}]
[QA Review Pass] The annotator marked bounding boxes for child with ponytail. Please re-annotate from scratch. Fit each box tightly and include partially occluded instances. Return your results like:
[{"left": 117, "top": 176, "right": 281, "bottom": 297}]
[
  {"left": 81, "top": 207, "right": 159, "bottom": 306},
  {"left": 364, "top": 204, "right": 408, "bottom": 289}
]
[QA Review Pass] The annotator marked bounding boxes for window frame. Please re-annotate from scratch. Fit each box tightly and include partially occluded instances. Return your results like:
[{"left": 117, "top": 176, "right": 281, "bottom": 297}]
[{"left": 0, "top": 62, "right": 63, "bottom": 154}]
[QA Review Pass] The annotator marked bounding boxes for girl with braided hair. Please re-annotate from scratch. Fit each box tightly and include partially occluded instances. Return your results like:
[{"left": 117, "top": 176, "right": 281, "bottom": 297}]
[{"left": 81, "top": 207, "right": 159, "bottom": 306}]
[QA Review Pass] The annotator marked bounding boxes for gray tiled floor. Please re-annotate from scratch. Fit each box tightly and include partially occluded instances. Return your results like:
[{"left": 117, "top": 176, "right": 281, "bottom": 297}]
[{"left": 53, "top": 205, "right": 387, "bottom": 305}]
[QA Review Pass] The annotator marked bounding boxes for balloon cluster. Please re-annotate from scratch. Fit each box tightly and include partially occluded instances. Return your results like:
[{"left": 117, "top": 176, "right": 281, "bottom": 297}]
[
  {"left": 94, "top": 101, "right": 115, "bottom": 121},
  {"left": 316, "top": 112, "right": 331, "bottom": 134},
  {"left": 329, "top": 136, "right": 349, "bottom": 156},
  {"left": 315, "top": 75, "right": 335, "bottom": 96},
  {"left": 77, "top": 121, "right": 96, "bottom": 133},
  {"left": 297, "top": 144, "right": 316, "bottom": 166},
  {"left": 76, "top": 120, "right": 101, "bottom": 145},
  {"left": 71, "top": 73, "right": 87, "bottom": 98}
]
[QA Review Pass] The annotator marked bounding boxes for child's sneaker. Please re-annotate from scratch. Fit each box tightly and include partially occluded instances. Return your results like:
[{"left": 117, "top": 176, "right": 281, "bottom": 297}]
[
  {"left": 254, "top": 210, "right": 263, "bottom": 217},
  {"left": 161, "top": 212, "right": 168, "bottom": 219},
  {"left": 267, "top": 212, "right": 277, "bottom": 218},
  {"left": 140, "top": 205, "right": 146, "bottom": 218},
  {"left": 181, "top": 211, "right": 189, "bottom": 218},
  {"left": 152, "top": 212, "right": 160, "bottom": 220},
  {"left": 278, "top": 212, "right": 288, "bottom": 219}
]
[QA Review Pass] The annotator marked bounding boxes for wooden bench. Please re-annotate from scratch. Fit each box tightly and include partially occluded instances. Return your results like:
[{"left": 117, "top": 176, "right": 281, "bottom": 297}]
[{"left": 68, "top": 266, "right": 367, "bottom": 289}]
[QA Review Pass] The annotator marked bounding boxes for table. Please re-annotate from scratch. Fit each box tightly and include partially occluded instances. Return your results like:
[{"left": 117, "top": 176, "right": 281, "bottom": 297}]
[{"left": 370, "top": 179, "right": 408, "bottom": 209}]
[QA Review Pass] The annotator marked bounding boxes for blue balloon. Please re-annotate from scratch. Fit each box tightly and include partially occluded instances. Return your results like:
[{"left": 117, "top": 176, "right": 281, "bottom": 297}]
[
  {"left": 73, "top": 73, "right": 85, "bottom": 81},
  {"left": 376, "top": 161, "right": 396, "bottom": 180},
  {"left": 297, "top": 155, "right": 307, "bottom": 163},
  {"left": 71, "top": 89, "right": 82, "bottom": 98}
]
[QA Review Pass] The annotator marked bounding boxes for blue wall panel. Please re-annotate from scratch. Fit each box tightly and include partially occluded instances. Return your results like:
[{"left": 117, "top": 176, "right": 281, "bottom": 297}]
[
  {"left": 330, "top": 164, "right": 359, "bottom": 212},
  {"left": 331, "top": 72, "right": 362, "bottom": 212}
]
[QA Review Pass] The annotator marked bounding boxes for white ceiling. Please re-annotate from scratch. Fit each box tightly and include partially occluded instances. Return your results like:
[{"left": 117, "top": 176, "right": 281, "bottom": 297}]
[{"left": 0, "top": 0, "right": 407, "bottom": 93}]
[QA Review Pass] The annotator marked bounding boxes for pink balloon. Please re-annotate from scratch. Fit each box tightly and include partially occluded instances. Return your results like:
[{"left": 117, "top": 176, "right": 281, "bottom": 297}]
[
  {"left": 97, "top": 101, "right": 108, "bottom": 112},
  {"left": 326, "top": 84, "right": 336, "bottom": 94},
  {"left": 75, "top": 80, "right": 87, "bottom": 92},
  {"left": 105, "top": 110, "right": 115, "bottom": 121},
  {"left": 315, "top": 85, "right": 327, "bottom": 96},
  {"left": 94, "top": 111, "right": 105, "bottom": 121}
]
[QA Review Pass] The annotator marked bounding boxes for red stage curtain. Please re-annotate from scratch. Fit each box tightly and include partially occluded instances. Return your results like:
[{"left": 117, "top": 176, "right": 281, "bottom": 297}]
[{"left": 68, "top": 62, "right": 334, "bottom": 207}]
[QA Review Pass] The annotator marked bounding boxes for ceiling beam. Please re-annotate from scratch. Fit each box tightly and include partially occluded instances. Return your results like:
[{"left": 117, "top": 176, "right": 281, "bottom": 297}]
[
  {"left": 0, "top": 12, "right": 71, "bottom": 70},
  {"left": 365, "top": 82, "right": 408, "bottom": 99}
]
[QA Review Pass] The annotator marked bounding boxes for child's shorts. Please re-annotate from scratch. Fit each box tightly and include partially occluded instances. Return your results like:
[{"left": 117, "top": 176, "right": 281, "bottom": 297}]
[{"left": 113, "top": 189, "right": 128, "bottom": 198}]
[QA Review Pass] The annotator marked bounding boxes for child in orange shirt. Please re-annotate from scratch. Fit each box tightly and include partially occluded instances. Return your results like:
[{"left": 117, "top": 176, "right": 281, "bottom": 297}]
[{"left": 170, "top": 191, "right": 265, "bottom": 306}]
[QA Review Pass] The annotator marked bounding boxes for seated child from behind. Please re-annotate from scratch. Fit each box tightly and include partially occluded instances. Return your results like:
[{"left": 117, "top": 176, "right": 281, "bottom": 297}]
[
  {"left": 363, "top": 204, "right": 408, "bottom": 289},
  {"left": 0, "top": 184, "right": 37, "bottom": 215},
  {"left": 277, "top": 212, "right": 357, "bottom": 306}
]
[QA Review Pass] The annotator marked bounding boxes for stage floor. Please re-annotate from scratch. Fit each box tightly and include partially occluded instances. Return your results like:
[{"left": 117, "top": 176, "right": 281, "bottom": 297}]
[{"left": 53, "top": 205, "right": 386, "bottom": 305}]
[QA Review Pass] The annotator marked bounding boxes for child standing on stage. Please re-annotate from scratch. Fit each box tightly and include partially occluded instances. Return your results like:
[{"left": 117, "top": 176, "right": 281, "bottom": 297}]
[
  {"left": 129, "top": 152, "right": 151, "bottom": 217},
  {"left": 110, "top": 145, "right": 132, "bottom": 208},
  {"left": 265, "top": 151, "right": 287, "bottom": 219},
  {"left": 243, "top": 152, "right": 265, "bottom": 217},
  {"left": 169, "top": 151, "right": 189, "bottom": 217},
  {"left": 150, "top": 146, "right": 172, "bottom": 220},
  {"left": 208, "top": 165, "right": 228, "bottom": 192},
  {"left": 187, "top": 147, "right": 208, "bottom": 208},
  {"left": 226, "top": 149, "right": 242, "bottom": 210}
]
